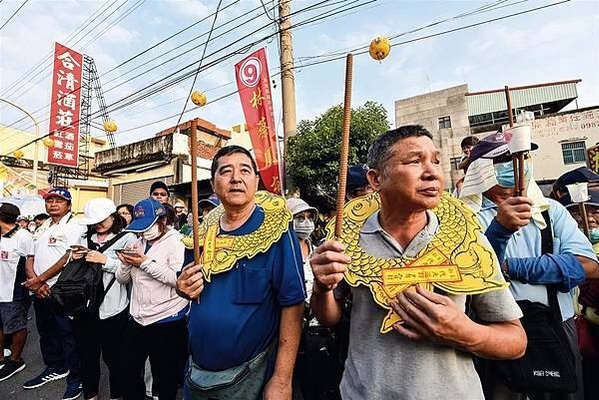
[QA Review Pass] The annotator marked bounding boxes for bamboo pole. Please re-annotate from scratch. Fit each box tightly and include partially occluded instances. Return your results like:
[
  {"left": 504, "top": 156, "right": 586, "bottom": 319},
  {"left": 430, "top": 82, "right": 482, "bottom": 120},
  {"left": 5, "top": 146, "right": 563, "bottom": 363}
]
[
  {"left": 190, "top": 118, "right": 201, "bottom": 263},
  {"left": 335, "top": 54, "right": 353, "bottom": 239}
]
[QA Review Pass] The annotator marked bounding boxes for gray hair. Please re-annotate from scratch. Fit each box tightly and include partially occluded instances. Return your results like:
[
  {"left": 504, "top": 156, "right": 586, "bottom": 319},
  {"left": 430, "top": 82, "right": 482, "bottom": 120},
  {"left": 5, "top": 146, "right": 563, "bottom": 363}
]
[{"left": 367, "top": 125, "right": 433, "bottom": 172}]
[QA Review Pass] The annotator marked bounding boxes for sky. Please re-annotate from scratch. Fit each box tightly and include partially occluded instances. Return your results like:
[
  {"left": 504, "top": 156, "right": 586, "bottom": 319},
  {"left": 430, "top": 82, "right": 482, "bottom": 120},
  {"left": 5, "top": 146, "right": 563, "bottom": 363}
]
[{"left": 0, "top": 0, "right": 598, "bottom": 150}]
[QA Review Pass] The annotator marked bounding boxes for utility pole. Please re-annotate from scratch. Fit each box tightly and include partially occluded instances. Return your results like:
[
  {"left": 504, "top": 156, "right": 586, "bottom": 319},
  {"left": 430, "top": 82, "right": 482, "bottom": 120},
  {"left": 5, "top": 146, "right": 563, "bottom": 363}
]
[{"left": 279, "top": 0, "right": 297, "bottom": 192}]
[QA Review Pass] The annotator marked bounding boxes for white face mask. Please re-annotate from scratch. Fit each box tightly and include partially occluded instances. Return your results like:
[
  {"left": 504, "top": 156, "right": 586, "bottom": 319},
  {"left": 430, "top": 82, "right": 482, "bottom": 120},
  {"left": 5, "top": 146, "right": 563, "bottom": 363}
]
[
  {"left": 143, "top": 223, "right": 162, "bottom": 241},
  {"left": 294, "top": 219, "right": 315, "bottom": 240}
]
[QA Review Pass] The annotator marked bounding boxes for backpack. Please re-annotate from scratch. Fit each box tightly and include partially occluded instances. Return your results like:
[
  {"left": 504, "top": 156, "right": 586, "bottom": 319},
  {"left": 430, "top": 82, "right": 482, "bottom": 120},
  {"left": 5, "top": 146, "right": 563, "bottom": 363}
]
[
  {"left": 49, "top": 232, "right": 126, "bottom": 318},
  {"left": 477, "top": 211, "right": 578, "bottom": 395}
]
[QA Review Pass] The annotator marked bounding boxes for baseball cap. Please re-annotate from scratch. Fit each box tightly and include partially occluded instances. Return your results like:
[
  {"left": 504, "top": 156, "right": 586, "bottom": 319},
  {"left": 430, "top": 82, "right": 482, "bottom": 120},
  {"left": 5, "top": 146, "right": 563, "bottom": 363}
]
[
  {"left": 44, "top": 187, "right": 72, "bottom": 202},
  {"left": 555, "top": 167, "right": 599, "bottom": 193},
  {"left": 199, "top": 194, "right": 220, "bottom": 209},
  {"left": 469, "top": 131, "right": 538, "bottom": 163},
  {"left": 286, "top": 198, "right": 318, "bottom": 218},
  {"left": 0, "top": 203, "right": 21, "bottom": 220},
  {"left": 150, "top": 181, "right": 169, "bottom": 196},
  {"left": 347, "top": 165, "right": 369, "bottom": 191},
  {"left": 16, "top": 215, "right": 29, "bottom": 222},
  {"left": 561, "top": 190, "right": 599, "bottom": 208},
  {"left": 126, "top": 198, "right": 166, "bottom": 232},
  {"left": 78, "top": 198, "right": 117, "bottom": 225}
]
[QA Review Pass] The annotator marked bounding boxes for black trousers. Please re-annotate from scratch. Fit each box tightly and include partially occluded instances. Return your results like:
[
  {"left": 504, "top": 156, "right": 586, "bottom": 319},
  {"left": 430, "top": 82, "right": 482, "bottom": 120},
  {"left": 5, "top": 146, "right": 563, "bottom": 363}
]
[
  {"left": 122, "top": 317, "right": 188, "bottom": 400},
  {"left": 72, "top": 308, "right": 129, "bottom": 399},
  {"left": 33, "top": 297, "right": 81, "bottom": 383}
]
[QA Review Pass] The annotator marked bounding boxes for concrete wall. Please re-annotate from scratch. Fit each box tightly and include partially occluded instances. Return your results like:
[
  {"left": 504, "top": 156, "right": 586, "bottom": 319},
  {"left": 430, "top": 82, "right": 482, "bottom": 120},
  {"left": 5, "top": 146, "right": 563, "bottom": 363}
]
[
  {"left": 395, "top": 84, "right": 471, "bottom": 189},
  {"left": 530, "top": 108, "right": 599, "bottom": 181}
]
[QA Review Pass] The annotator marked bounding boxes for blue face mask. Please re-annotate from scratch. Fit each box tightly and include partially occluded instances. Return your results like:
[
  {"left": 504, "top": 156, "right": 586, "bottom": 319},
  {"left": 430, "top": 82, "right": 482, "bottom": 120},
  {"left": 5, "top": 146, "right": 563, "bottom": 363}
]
[
  {"left": 589, "top": 227, "right": 599, "bottom": 244},
  {"left": 494, "top": 161, "right": 532, "bottom": 188}
]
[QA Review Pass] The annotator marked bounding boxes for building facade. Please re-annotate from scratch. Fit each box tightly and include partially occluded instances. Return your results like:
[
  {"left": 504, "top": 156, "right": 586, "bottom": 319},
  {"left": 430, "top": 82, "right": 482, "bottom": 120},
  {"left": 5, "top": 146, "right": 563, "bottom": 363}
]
[{"left": 394, "top": 79, "right": 598, "bottom": 189}]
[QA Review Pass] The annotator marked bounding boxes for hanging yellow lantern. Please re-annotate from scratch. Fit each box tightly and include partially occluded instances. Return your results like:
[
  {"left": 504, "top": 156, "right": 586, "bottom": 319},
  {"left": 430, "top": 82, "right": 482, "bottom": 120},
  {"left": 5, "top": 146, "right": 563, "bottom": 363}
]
[
  {"left": 103, "top": 120, "right": 118, "bottom": 133},
  {"left": 43, "top": 138, "right": 55, "bottom": 148},
  {"left": 369, "top": 35, "right": 391, "bottom": 61},
  {"left": 13, "top": 149, "right": 24, "bottom": 159},
  {"left": 191, "top": 91, "right": 207, "bottom": 107}
]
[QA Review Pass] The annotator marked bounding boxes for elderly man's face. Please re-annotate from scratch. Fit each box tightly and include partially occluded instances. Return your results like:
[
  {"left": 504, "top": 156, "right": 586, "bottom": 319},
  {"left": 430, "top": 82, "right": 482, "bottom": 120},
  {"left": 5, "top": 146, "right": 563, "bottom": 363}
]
[
  {"left": 45, "top": 197, "right": 70, "bottom": 218},
  {"left": 369, "top": 136, "right": 443, "bottom": 211},
  {"left": 212, "top": 152, "right": 259, "bottom": 209}
]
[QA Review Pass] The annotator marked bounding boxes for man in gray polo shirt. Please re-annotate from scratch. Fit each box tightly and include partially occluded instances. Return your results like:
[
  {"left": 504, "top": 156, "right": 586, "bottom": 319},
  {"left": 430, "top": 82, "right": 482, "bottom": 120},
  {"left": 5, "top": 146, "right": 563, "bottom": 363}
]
[{"left": 310, "top": 125, "right": 526, "bottom": 399}]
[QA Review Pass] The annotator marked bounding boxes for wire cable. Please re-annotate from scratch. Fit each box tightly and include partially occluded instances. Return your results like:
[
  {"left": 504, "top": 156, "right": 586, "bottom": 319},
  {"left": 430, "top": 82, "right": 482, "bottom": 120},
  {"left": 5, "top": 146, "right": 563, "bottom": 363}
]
[
  {"left": 0, "top": 0, "right": 29, "bottom": 31},
  {"left": 173, "top": 0, "right": 224, "bottom": 131}
]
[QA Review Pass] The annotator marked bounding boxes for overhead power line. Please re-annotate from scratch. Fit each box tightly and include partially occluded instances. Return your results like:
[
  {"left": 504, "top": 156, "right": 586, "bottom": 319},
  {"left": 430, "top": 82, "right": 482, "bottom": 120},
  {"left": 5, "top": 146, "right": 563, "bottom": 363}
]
[
  {"left": 91, "top": 0, "right": 573, "bottom": 138},
  {"left": 174, "top": 0, "right": 224, "bottom": 130},
  {"left": 0, "top": 0, "right": 29, "bottom": 31},
  {"left": 3, "top": 0, "right": 344, "bottom": 132},
  {"left": 0, "top": 0, "right": 120, "bottom": 97}
]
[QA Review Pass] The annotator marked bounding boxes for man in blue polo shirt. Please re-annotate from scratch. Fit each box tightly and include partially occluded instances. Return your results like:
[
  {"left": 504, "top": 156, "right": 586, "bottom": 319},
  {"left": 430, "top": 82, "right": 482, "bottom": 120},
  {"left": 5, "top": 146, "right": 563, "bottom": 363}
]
[{"left": 177, "top": 145, "right": 305, "bottom": 400}]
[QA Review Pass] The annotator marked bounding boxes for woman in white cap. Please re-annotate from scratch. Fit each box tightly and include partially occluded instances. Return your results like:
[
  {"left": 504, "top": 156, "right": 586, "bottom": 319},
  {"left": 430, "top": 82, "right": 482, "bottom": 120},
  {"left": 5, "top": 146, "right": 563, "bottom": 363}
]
[
  {"left": 70, "top": 198, "right": 137, "bottom": 400},
  {"left": 286, "top": 198, "right": 318, "bottom": 299},
  {"left": 115, "top": 198, "right": 188, "bottom": 400}
]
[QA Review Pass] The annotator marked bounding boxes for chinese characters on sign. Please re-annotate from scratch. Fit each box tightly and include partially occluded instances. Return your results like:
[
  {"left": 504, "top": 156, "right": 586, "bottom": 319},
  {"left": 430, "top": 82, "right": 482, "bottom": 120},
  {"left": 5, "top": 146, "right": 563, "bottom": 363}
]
[
  {"left": 46, "top": 42, "right": 83, "bottom": 167},
  {"left": 234, "top": 48, "right": 282, "bottom": 194}
]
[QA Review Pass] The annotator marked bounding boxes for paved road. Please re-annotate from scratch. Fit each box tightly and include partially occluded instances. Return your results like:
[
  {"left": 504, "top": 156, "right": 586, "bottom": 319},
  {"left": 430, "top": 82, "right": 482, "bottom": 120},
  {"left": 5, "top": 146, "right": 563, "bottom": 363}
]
[{"left": 0, "top": 307, "right": 184, "bottom": 400}]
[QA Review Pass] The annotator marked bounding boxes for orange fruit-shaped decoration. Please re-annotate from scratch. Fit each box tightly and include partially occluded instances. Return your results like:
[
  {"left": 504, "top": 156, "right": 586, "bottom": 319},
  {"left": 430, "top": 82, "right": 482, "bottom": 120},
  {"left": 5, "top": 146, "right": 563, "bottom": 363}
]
[
  {"left": 13, "top": 149, "right": 24, "bottom": 159},
  {"left": 191, "top": 91, "right": 207, "bottom": 107},
  {"left": 43, "top": 138, "right": 55, "bottom": 148},
  {"left": 369, "top": 36, "right": 391, "bottom": 61},
  {"left": 103, "top": 120, "right": 118, "bottom": 133}
]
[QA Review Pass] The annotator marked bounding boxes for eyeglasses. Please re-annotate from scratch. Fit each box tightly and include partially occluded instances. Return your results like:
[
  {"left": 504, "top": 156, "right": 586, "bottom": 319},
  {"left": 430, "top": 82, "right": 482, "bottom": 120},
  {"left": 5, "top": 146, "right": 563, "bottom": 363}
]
[{"left": 294, "top": 213, "right": 315, "bottom": 223}]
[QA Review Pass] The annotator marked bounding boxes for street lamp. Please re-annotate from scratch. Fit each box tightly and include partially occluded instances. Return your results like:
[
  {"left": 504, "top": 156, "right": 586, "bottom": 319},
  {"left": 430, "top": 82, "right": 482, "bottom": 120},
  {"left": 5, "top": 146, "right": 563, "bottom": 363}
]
[{"left": 0, "top": 97, "right": 40, "bottom": 188}]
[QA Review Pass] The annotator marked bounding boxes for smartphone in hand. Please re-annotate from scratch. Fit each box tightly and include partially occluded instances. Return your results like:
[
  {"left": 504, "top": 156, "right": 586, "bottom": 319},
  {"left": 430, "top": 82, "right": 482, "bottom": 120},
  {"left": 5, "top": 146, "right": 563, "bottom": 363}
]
[{"left": 70, "top": 245, "right": 89, "bottom": 253}]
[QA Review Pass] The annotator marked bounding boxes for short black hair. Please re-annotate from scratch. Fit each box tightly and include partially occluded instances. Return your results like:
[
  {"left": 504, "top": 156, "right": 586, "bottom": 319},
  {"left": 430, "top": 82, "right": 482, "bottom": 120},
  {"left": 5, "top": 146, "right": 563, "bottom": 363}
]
[
  {"left": 210, "top": 145, "right": 258, "bottom": 180},
  {"left": 0, "top": 214, "right": 17, "bottom": 224},
  {"left": 34, "top": 213, "right": 50, "bottom": 221},
  {"left": 163, "top": 203, "right": 178, "bottom": 228},
  {"left": 117, "top": 204, "right": 134, "bottom": 219},
  {"left": 367, "top": 125, "right": 433, "bottom": 172},
  {"left": 85, "top": 212, "right": 127, "bottom": 238},
  {"left": 460, "top": 136, "right": 479, "bottom": 149},
  {"left": 150, "top": 181, "right": 169, "bottom": 196}
]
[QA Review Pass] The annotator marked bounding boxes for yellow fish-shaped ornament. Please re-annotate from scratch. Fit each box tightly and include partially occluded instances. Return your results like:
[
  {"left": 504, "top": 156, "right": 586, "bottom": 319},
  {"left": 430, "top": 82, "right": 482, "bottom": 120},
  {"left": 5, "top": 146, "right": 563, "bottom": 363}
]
[{"left": 326, "top": 192, "right": 508, "bottom": 334}]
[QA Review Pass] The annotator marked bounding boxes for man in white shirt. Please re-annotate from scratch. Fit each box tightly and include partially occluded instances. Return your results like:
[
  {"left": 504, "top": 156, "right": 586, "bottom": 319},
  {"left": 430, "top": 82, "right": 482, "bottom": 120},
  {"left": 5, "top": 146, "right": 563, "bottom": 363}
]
[
  {"left": 0, "top": 203, "right": 33, "bottom": 382},
  {"left": 22, "top": 188, "right": 86, "bottom": 400}
]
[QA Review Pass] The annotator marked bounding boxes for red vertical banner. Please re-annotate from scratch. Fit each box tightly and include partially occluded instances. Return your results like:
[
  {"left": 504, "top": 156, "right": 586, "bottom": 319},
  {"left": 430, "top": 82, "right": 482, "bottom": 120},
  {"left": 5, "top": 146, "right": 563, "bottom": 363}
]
[
  {"left": 46, "top": 42, "right": 83, "bottom": 167},
  {"left": 235, "top": 48, "right": 282, "bottom": 194}
]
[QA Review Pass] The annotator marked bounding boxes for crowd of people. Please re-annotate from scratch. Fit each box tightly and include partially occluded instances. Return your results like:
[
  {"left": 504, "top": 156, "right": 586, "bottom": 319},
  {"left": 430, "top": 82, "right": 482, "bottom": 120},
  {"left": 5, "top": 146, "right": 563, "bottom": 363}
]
[{"left": 0, "top": 126, "right": 598, "bottom": 400}]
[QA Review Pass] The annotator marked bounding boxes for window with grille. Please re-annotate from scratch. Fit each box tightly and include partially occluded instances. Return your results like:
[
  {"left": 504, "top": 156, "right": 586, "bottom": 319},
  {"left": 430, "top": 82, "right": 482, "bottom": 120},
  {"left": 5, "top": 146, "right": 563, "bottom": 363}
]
[
  {"left": 438, "top": 116, "right": 452, "bottom": 130},
  {"left": 450, "top": 156, "right": 463, "bottom": 171},
  {"left": 561, "top": 141, "right": 587, "bottom": 165}
]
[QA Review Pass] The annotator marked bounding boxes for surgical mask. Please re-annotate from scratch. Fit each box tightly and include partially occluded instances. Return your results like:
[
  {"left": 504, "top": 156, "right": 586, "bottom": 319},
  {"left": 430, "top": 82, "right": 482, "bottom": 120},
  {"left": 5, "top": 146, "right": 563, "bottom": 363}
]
[
  {"left": 589, "top": 227, "right": 599, "bottom": 244},
  {"left": 143, "top": 223, "right": 162, "bottom": 241},
  {"left": 294, "top": 219, "right": 314, "bottom": 240},
  {"left": 494, "top": 161, "right": 532, "bottom": 188}
]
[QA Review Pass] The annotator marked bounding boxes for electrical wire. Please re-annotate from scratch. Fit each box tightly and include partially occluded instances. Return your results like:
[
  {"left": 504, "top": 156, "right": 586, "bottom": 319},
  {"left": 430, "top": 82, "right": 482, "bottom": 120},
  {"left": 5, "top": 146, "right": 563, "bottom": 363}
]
[
  {"left": 173, "top": 0, "right": 224, "bottom": 130},
  {"left": 3, "top": 0, "right": 141, "bottom": 101},
  {"left": 3, "top": 0, "right": 345, "bottom": 133},
  {"left": 1, "top": 0, "right": 278, "bottom": 129},
  {"left": 84, "top": 0, "right": 573, "bottom": 139},
  {"left": 0, "top": 0, "right": 29, "bottom": 31},
  {"left": 0, "top": 0, "right": 120, "bottom": 97},
  {"left": 3, "top": 0, "right": 559, "bottom": 148}
]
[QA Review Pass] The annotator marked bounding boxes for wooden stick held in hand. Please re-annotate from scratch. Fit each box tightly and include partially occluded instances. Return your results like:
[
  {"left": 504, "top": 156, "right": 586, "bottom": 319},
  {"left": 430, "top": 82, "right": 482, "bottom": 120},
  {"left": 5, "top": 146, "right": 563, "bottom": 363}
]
[
  {"left": 190, "top": 118, "right": 201, "bottom": 264},
  {"left": 335, "top": 54, "right": 354, "bottom": 239}
]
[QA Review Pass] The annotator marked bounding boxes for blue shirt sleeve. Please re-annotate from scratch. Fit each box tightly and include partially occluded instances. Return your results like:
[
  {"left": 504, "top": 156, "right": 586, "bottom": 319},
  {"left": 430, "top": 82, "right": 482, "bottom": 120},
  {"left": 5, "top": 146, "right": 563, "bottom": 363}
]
[
  {"left": 506, "top": 200, "right": 595, "bottom": 291},
  {"left": 507, "top": 253, "right": 585, "bottom": 292},
  {"left": 484, "top": 218, "right": 514, "bottom": 264},
  {"left": 272, "top": 228, "right": 306, "bottom": 307}
]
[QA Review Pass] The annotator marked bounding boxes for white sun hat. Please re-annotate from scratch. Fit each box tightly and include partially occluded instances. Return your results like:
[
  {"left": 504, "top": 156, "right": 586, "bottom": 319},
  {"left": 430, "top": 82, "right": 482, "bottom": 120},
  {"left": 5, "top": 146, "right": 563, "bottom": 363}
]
[{"left": 78, "top": 198, "right": 117, "bottom": 225}]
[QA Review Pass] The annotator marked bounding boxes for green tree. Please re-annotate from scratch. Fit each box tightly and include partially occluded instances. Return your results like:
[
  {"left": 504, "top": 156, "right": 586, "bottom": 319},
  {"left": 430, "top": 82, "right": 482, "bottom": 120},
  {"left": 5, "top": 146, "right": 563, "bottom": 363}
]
[{"left": 286, "top": 101, "right": 390, "bottom": 213}]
